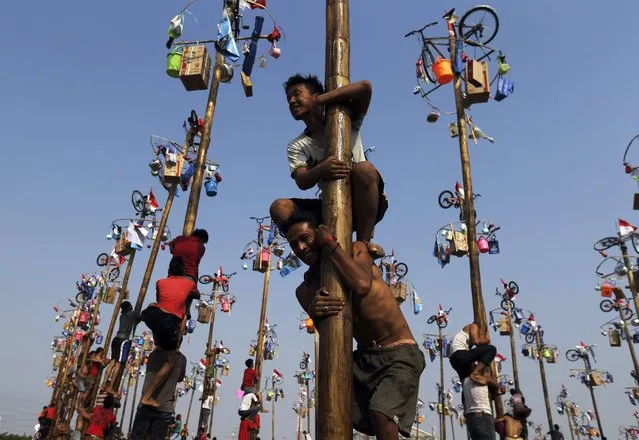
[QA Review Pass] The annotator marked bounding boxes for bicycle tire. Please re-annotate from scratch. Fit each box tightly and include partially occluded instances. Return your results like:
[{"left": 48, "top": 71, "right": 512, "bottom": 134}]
[
  {"left": 525, "top": 333, "right": 535, "bottom": 344},
  {"left": 96, "top": 253, "right": 109, "bottom": 267},
  {"left": 76, "top": 292, "right": 85, "bottom": 303},
  {"left": 438, "top": 191, "right": 455, "bottom": 209},
  {"left": 131, "top": 190, "right": 145, "bottom": 213},
  {"left": 497, "top": 361, "right": 502, "bottom": 373},
  {"left": 299, "top": 361, "right": 308, "bottom": 370},
  {"left": 222, "top": 283, "right": 229, "bottom": 294},
  {"left": 199, "top": 275, "right": 213, "bottom": 285},
  {"left": 438, "top": 319, "right": 448, "bottom": 329},
  {"left": 593, "top": 236, "right": 619, "bottom": 251},
  {"left": 421, "top": 46, "right": 437, "bottom": 84},
  {"left": 458, "top": 5, "right": 499, "bottom": 46},
  {"left": 427, "top": 315, "right": 437, "bottom": 325},
  {"left": 566, "top": 349, "right": 581, "bottom": 362},
  {"left": 395, "top": 263, "right": 408, "bottom": 279},
  {"left": 108, "top": 267, "right": 120, "bottom": 282},
  {"left": 622, "top": 306, "right": 634, "bottom": 320},
  {"left": 631, "top": 234, "right": 639, "bottom": 255},
  {"left": 508, "top": 281, "right": 519, "bottom": 295},
  {"left": 600, "top": 299, "right": 614, "bottom": 313},
  {"left": 500, "top": 299, "right": 513, "bottom": 311}
]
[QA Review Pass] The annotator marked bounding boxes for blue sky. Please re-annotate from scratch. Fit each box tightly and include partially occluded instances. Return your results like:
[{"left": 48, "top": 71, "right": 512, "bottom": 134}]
[{"left": 2, "top": 0, "right": 639, "bottom": 437}]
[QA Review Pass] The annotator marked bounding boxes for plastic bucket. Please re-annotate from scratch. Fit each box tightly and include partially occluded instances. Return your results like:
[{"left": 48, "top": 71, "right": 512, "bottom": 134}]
[
  {"left": 477, "top": 236, "right": 489, "bottom": 253},
  {"left": 433, "top": 58, "right": 453, "bottom": 84},
  {"left": 520, "top": 322, "right": 532, "bottom": 335},
  {"left": 166, "top": 47, "right": 184, "bottom": 78},
  {"left": 205, "top": 179, "right": 218, "bottom": 197}
]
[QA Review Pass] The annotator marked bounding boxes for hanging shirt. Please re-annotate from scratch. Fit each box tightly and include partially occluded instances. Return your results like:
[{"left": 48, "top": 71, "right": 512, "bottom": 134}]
[
  {"left": 170, "top": 235, "right": 206, "bottom": 280},
  {"left": 156, "top": 276, "right": 197, "bottom": 319},
  {"left": 85, "top": 405, "right": 116, "bottom": 438},
  {"left": 450, "top": 329, "right": 470, "bottom": 355},
  {"left": 462, "top": 377, "right": 491, "bottom": 416},
  {"left": 287, "top": 113, "right": 367, "bottom": 194}
]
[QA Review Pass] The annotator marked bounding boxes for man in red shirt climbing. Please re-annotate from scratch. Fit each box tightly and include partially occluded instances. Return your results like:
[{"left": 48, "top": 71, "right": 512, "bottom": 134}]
[
  {"left": 78, "top": 394, "right": 117, "bottom": 440},
  {"left": 138, "top": 256, "right": 200, "bottom": 408},
  {"left": 241, "top": 358, "right": 258, "bottom": 392},
  {"left": 169, "top": 228, "right": 208, "bottom": 319}
]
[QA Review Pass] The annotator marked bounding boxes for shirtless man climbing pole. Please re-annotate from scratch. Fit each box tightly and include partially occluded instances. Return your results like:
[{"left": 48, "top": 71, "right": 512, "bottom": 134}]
[
  {"left": 449, "top": 322, "right": 497, "bottom": 385},
  {"left": 284, "top": 211, "right": 425, "bottom": 440},
  {"left": 270, "top": 74, "right": 388, "bottom": 259}
]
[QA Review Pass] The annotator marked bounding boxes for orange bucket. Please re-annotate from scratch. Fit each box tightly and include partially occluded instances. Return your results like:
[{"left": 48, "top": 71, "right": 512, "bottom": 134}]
[{"left": 433, "top": 57, "right": 453, "bottom": 84}]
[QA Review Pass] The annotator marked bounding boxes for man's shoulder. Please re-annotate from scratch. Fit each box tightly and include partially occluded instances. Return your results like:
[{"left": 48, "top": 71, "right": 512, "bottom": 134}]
[{"left": 288, "top": 132, "right": 309, "bottom": 149}]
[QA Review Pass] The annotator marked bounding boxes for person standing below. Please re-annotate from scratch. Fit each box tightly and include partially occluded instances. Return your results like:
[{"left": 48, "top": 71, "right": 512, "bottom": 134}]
[
  {"left": 129, "top": 348, "right": 187, "bottom": 439},
  {"left": 241, "top": 358, "right": 258, "bottom": 392},
  {"left": 284, "top": 213, "right": 425, "bottom": 439},
  {"left": 78, "top": 394, "right": 117, "bottom": 440},
  {"left": 199, "top": 394, "right": 214, "bottom": 431},
  {"left": 168, "top": 414, "right": 182, "bottom": 440},
  {"left": 102, "top": 301, "right": 138, "bottom": 395},
  {"left": 463, "top": 367, "right": 506, "bottom": 440},
  {"left": 138, "top": 256, "right": 199, "bottom": 408},
  {"left": 449, "top": 321, "right": 497, "bottom": 384},
  {"left": 548, "top": 424, "right": 564, "bottom": 440},
  {"left": 269, "top": 74, "right": 388, "bottom": 259},
  {"left": 303, "top": 430, "right": 312, "bottom": 440}
]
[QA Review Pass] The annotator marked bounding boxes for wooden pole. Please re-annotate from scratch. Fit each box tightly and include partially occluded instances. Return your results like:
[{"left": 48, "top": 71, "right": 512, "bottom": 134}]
[
  {"left": 208, "top": 361, "right": 219, "bottom": 435},
  {"left": 307, "top": 377, "right": 312, "bottom": 436},
  {"left": 321, "top": 0, "right": 353, "bottom": 438},
  {"left": 183, "top": 377, "right": 198, "bottom": 440},
  {"left": 583, "top": 356, "right": 604, "bottom": 438},
  {"left": 254, "top": 243, "right": 272, "bottom": 389},
  {"left": 181, "top": 52, "right": 224, "bottom": 237},
  {"left": 505, "top": 303, "right": 520, "bottom": 390},
  {"left": 450, "top": 414, "right": 456, "bottom": 440},
  {"left": 620, "top": 237, "right": 639, "bottom": 315},
  {"left": 297, "top": 406, "right": 302, "bottom": 440},
  {"left": 449, "top": 21, "right": 503, "bottom": 418},
  {"left": 439, "top": 326, "right": 446, "bottom": 440},
  {"left": 103, "top": 252, "right": 137, "bottom": 359},
  {"left": 535, "top": 331, "right": 553, "bottom": 432},
  {"left": 127, "top": 359, "right": 142, "bottom": 437},
  {"left": 621, "top": 308, "right": 639, "bottom": 385},
  {"left": 119, "top": 370, "right": 133, "bottom": 429},
  {"left": 314, "top": 329, "right": 319, "bottom": 437},
  {"left": 198, "top": 283, "right": 220, "bottom": 427},
  {"left": 271, "top": 391, "right": 275, "bottom": 440},
  {"left": 566, "top": 404, "right": 576, "bottom": 440}
]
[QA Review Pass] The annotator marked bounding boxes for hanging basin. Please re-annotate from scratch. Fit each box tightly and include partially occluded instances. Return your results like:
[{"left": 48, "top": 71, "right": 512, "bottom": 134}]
[
  {"left": 205, "top": 179, "right": 218, "bottom": 197},
  {"left": 433, "top": 58, "right": 453, "bottom": 85},
  {"left": 166, "top": 47, "right": 184, "bottom": 78}
]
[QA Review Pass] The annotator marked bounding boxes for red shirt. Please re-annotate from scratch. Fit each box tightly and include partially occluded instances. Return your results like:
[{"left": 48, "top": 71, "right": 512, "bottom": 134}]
[
  {"left": 170, "top": 236, "right": 205, "bottom": 280},
  {"left": 45, "top": 407, "right": 55, "bottom": 420},
  {"left": 85, "top": 405, "right": 115, "bottom": 438},
  {"left": 88, "top": 361, "right": 100, "bottom": 376},
  {"left": 242, "top": 368, "right": 257, "bottom": 389},
  {"left": 156, "top": 276, "right": 197, "bottom": 319}
]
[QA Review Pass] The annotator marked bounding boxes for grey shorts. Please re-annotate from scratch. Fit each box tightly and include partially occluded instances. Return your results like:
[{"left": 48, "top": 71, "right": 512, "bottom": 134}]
[{"left": 352, "top": 342, "right": 425, "bottom": 437}]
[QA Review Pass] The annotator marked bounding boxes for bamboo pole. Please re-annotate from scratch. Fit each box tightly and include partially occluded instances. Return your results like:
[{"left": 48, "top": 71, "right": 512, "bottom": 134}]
[
  {"left": 566, "top": 404, "right": 576, "bottom": 440},
  {"left": 448, "top": 21, "right": 502, "bottom": 418},
  {"left": 208, "top": 361, "right": 219, "bottom": 435},
  {"left": 128, "top": 360, "right": 142, "bottom": 437},
  {"left": 183, "top": 377, "right": 198, "bottom": 440},
  {"left": 450, "top": 414, "right": 456, "bottom": 440},
  {"left": 620, "top": 237, "right": 639, "bottom": 316},
  {"left": 271, "top": 390, "right": 275, "bottom": 440},
  {"left": 505, "top": 303, "right": 520, "bottom": 390},
  {"left": 307, "top": 377, "right": 312, "bottom": 436},
  {"left": 119, "top": 370, "right": 133, "bottom": 429},
  {"left": 439, "top": 325, "right": 446, "bottom": 440},
  {"left": 198, "top": 283, "right": 220, "bottom": 428},
  {"left": 320, "top": 0, "right": 353, "bottom": 438},
  {"left": 314, "top": 329, "right": 319, "bottom": 438},
  {"left": 254, "top": 244, "right": 272, "bottom": 389},
  {"left": 582, "top": 356, "right": 604, "bottom": 438},
  {"left": 103, "top": 248, "right": 138, "bottom": 355},
  {"left": 535, "top": 331, "right": 553, "bottom": 432}
]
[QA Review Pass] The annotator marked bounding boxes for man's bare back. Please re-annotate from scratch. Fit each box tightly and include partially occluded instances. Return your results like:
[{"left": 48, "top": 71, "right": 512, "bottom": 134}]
[{"left": 295, "top": 241, "right": 414, "bottom": 348}]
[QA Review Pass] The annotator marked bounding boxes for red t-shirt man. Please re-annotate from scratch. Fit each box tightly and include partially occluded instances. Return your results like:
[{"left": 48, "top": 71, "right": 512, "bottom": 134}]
[
  {"left": 241, "top": 358, "right": 258, "bottom": 391},
  {"left": 156, "top": 276, "right": 198, "bottom": 320},
  {"left": 84, "top": 405, "right": 116, "bottom": 438},
  {"left": 169, "top": 230, "right": 208, "bottom": 281}
]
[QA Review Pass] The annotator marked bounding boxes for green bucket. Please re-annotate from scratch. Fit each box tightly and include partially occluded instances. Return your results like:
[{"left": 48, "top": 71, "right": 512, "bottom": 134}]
[{"left": 166, "top": 47, "right": 183, "bottom": 78}]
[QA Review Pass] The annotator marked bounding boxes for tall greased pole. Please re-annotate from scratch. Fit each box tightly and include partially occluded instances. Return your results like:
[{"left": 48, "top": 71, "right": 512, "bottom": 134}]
[
  {"left": 583, "top": 355, "right": 604, "bottom": 438},
  {"left": 439, "top": 326, "right": 446, "bottom": 440},
  {"left": 534, "top": 329, "right": 553, "bottom": 432},
  {"left": 620, "top": 237, "right": 639, "bottom": 315},
  {"left": 319, "top": 0, "right": 354, "bottom": 438},
  {"left": 198, "top": 282, "right": 220, "bottom": 431},
  {"left": 448, "top": 18, "right": 503, "bottom": 416},
  {"left": 505, "top": 302, "right": 520, "bottom": 390},
  {"left": 254, "top": 242, "right": 272, "bottom": 387}
]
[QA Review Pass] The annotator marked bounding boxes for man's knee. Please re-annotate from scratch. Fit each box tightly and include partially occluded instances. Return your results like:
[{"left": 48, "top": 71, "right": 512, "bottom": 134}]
[
  {"left": 351, "top": 161, "right": 379, "bottom": 188},
  {"left": 269, "top": 198, "right": 294, "bottom": 225}
]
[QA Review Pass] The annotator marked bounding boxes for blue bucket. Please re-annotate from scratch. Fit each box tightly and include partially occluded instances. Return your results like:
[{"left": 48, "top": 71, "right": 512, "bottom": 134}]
[
  {"left": 520, "top": 322, "right": 532, "bottom": 335},
  {"left": 205, "top": 179, "right": 218, "bottom": 197},
  {"left": 187, "top": 319, "right": 196, "bottom": 333}
]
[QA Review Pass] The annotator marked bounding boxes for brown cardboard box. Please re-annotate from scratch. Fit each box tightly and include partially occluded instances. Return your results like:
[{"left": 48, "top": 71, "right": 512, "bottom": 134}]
[
  {"left": 465, "top": 60, "right": 490, "bottom": 104},
  {"left": 390, "top": 282, "right": 407, "bottom": 303},
  {"left": 179, "top": 45, "right": 211, "bottom": 91},
  {"left": 163, "top": 153, "right": 183, "bottom": 184}
]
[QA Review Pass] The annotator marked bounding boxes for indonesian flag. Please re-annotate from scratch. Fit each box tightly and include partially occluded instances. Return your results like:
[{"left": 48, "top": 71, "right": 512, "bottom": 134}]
[
  {"left": 417, "top": 398, "right": 425, "bottom": 407},
  {"left": 216, "top": 266, "right": 222, "bottom": 278},
  {"left": 495, "top": 353, "right": 507, "bottom": 363},
  {"left": 619, "top": 218, "right": 637, "bottom": 236},
  {"left": 455, "top": 181, "right": 465, "bottom": 198},
  {"left": 199, "top": 358, "right": 208, "bottom": 370},
  {"left": 147, "top": 189, "right": 159, "bottom": 213},
  {"left": 215, "top": 378, "right": 222, "bottom": 388},
  {"left": 110, "top": 248, "right": 126, "bottom": 266},
  {"left": 273, "top": 369, "right": 283, "bottom": 378}
]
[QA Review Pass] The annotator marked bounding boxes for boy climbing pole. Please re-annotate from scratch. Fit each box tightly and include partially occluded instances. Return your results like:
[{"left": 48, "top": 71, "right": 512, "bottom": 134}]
[
  {"left": 83, "top": 348, "right": 106, "bottom": 406},
  {"left": 241, "top": 358, "right": 258, "bottom": 392},
  {"left": 283, "top": 211, "right": 425, "bottom": 440},
  {"left": 269, "top": 74, "right": 388, "bottom": 259},
  {"left": 169, "top": 228, "right": 208, "bottom": 319},
  {"left": 78, "top": 394, "right": 117, "bottom": 440},
  {"left": 137, "top": 256, "right": 199, "bottom": 408},
  {"left": 101, "top": 301, "right": 139, "bottom": 395},
  {"left": 449, "top": 321, "right": 497, "bottom": 384}
]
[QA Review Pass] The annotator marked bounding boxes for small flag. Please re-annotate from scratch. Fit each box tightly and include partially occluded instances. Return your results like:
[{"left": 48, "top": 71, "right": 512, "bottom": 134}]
[
  {"left": 199, "top": 358, "right": 207, "bottom": 369},
  {"left": 619, "top": 218, "right": 637, "bottom": 236},
  {"left": 273, "top": 369, "right": 283, "bottom": 378},
  {"left": 147, "top": 189, "right": 159, "bottom": 213},
  {"left": 455, "top": 181, "right": 464, "bottom": 198}
]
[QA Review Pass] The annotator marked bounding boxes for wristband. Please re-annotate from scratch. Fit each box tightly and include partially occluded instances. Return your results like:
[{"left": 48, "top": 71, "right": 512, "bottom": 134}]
[{"left": 322, "top": 234, "right": 335, "bottom": 247}]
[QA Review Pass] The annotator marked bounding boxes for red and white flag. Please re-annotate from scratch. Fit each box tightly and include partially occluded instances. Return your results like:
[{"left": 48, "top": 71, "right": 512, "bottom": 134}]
[
  {"left": 273, "top": 369, "right": 283, "bottom": 378},
  {"left": 455, "top": 181, "right": 465, "bottom": 198},
  {"left": 146, "top": 189, "right": 160, "bottom": 213},
  {"left": 619, "top": 218, "right": 637, "bottom": 236},
  {"left": 199, "top": 358, "right": 207, "bottom": 369}
]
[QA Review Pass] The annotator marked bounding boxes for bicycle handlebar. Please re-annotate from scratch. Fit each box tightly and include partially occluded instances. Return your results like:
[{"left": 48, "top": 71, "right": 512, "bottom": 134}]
[{"left": 404, "top": 21, "right": 438, "bottom": 38}]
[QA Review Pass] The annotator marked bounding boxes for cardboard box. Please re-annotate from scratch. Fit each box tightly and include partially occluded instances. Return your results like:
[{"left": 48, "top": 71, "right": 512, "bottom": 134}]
[
  {"left": 390, "top": 282, "right": 407, "bottom": 303},
  {"left": 180, "top": 45, "right": 211, "bottom": 91},
  {"left": 465, "top": 60, "right": 490, "bottom": 104},
  {"left": 163, "top": 153, "right": 183, "bottom": 184}
]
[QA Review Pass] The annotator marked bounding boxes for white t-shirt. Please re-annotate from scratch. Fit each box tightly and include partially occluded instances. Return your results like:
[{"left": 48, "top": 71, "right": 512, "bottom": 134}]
[
  {"left": 202, "top": 395, "right": 214, "bottom": 410},
  {"left": 450, "top": 329, "right": 470, "bottom": 355},
  {"left": 462, "top": 377, "right": 491, "bottom": 415},
  {"left": 287, "top": 114, "right": 367, "bottom": 193},
  {"left": 304, "top": 433, "right": 312, "bottom": 440},
  {"left": 239, "top": 393, "right": 258, "bottom": 411}
]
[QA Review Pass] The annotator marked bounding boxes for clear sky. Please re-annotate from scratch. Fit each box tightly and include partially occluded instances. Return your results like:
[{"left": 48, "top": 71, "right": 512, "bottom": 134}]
[{"left": 3, "top": 0, "right": 639, "bottom": 437}]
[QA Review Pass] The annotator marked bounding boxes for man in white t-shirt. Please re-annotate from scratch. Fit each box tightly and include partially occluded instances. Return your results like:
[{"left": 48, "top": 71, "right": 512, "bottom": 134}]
[
  {"left": 238, "top": 391, "right": 268, "bottom": 420},
  {"left": 462, "top": 369, "right": 505, "bottom": 440},
  {"left": 269, "top": 74, "right": 389, "bottom": 259},
  {"left": 198, "top": 394, "right": 214, "bottom": 430}
]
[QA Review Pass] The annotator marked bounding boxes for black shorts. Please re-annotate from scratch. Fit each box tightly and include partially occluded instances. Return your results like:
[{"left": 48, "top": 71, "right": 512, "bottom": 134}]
[
  {"left": 140, "top": 306, "right": 181, "bottom": 350},
  {"left": 111, "top": 337, "right": 132, "bottom": 363},
  {"left": 352, "top": 342, "right": 425, "bottom": 437},
  {"left": 283, "top": 172, "right": 388, "bottom": 236}
]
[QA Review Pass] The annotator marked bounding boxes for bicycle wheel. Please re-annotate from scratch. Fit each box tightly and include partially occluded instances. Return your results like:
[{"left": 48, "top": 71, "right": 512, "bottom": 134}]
[
  {"left": 508, "top": 281, "right": 519, "bottom": 295},
  {"left": 525, "top": 333, "right": 535, "bottom": 344},
  {"left": 299, "top": 360, "right": 308, "bottom": 370},
  {"left": 427, "top": 315, "right": 437, "bottom": 325},
  {"left": 421, "top": 46, "right": 437, "bottom": 84},
  {"left": 108, "top": 267, "right": 120, "bottom": 282},
  {"left": 458, "top": 5, "right": 499, "bottom": 46},
  {"left": 600, "top": 299, "right": 614, "bottom": 313},
  {"left": 394, "top": 263, "right": 408, "bottom": 279},
  {"left": 632, "top": 234, "right": 639, "bottom": 255},
  {"left": 96, "top": 253, "right": 109, "bottom": 267},
  {"left": 500, "top": 299, "right": 514, "bottom": 311},
  {"left": 622, "top": 306, "right": 634, "bottom": 320},
  {"left": 131, "top": 190, "right": 145, "bottom": 213},
  {"left": 593, "top": 236, "right": 619, "bottom": 251},
  {"left": 438, "top": 191, "right": 455, "bottom": 209},
  {"left": 199, "top": 275, "right": 213, "bottom": 285},
  {"left": 222, "top": 283, "right": 230, "bottom": 293},
  {"left": 438, "top": 319, "right": 448, "bottom": 329},
  {"left": 566, "top": 349, "right": 581, "bottom": 362}
]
